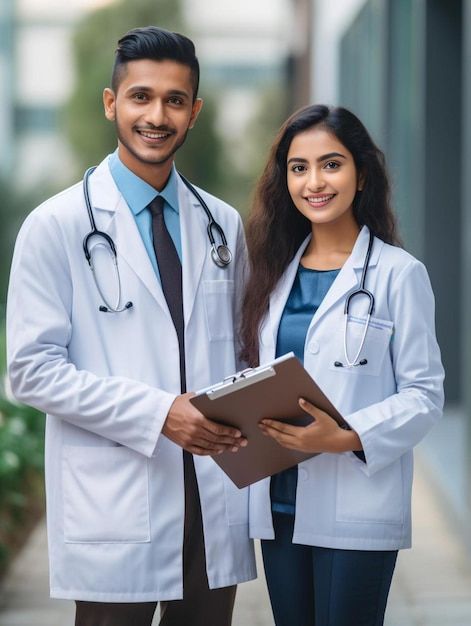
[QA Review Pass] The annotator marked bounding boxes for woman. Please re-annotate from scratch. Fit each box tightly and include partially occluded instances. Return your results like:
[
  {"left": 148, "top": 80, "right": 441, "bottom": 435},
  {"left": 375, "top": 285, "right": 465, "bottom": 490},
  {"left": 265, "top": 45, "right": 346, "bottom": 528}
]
[{"left": 241, "top": 105, "right": 444, "bottom": 626}]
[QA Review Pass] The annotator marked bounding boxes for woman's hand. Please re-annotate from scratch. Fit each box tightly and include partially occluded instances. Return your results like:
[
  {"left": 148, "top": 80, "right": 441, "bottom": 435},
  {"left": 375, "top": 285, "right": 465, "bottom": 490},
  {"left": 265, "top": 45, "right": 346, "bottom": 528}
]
[{"left": 259, "top": 398, "right": 363, "bottom": 454}]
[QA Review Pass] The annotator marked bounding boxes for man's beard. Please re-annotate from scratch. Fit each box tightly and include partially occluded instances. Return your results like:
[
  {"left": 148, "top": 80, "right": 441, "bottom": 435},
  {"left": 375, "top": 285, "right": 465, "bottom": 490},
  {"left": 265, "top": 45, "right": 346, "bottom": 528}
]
[{"left": 115, "top": 119, "right": 190, "bottom": 166}]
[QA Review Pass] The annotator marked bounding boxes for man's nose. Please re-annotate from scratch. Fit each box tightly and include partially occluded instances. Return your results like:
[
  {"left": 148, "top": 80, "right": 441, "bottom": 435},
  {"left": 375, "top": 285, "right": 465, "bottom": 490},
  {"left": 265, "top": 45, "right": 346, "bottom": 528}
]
[{"left": 145, "top": 100, "right": 167, "bottom": 127}]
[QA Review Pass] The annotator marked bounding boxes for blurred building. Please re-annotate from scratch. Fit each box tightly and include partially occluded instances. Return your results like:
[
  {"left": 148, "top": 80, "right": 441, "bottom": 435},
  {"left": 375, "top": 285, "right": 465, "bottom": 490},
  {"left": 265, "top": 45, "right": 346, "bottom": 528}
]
[
  {"left": 184, "top": 0, "right": 311, "bottom": 175},
  {"left": 311, "top": 0, "right": 471, "bottom": 544},
  {"left": 0, "top": 0, "right": 311, "bottom": 191},
  {"left": 1, "top": 0, "right": 116, "bottom": 190}
]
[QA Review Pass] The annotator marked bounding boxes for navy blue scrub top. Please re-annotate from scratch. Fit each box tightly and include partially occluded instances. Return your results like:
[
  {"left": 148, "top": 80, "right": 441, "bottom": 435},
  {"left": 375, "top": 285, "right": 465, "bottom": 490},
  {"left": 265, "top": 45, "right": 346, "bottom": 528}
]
[{"left": 271, "top": 265, "right": 340, "bottom": 515}]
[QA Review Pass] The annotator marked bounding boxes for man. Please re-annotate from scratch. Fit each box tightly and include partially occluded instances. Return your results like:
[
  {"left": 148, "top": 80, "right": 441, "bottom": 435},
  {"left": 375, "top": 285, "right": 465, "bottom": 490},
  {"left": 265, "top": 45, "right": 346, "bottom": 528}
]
[{"left": 7, "top": 26, "right": 255, "bottom": 626}]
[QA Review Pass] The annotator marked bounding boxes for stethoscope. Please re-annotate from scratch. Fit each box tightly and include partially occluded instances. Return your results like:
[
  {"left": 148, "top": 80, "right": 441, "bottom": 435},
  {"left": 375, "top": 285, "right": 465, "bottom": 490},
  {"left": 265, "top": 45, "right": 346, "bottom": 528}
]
[
  {"left": 82, "top": 166, "right": 232, "bottom": 313},
  {"left": 333, "top": 231, "right": 375, "bottom": 368}
]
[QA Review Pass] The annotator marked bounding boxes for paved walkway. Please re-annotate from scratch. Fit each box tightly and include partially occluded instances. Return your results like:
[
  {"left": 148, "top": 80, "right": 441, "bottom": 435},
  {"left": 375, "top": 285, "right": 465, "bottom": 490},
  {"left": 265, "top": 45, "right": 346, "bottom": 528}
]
[{"left": 1, "top": 454, "right": 471, "bottom": 626}]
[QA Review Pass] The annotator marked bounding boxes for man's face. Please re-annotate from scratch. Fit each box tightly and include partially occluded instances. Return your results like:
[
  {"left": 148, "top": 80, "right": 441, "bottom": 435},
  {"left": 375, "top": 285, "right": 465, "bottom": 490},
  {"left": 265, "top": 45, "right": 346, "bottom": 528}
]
[{"left": 103, "top": 59, "right": 202, "bottom": 181}]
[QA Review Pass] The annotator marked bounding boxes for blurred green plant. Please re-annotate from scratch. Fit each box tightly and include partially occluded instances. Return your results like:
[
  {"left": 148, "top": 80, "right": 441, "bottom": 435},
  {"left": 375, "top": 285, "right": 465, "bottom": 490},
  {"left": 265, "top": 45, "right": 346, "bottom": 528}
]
[
  {"left": 0, "top": 179, "right": 41, "bottom": 310},
  {"left": 225, "top": 85, "right": 289, "bottom": 218},
  {"left": 0, "top": 393, "right": 44, "bottom": 575},
  {"left": 0, "top": 298, "right": 45, "bottom": 577},
  {"left": 64, "top": 0, "right": 228, "bottom": 196}
]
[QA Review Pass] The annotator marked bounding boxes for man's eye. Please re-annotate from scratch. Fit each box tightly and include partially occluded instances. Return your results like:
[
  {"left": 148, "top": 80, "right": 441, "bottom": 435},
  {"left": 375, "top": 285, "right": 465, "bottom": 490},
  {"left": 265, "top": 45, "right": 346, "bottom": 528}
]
[
  {"left": 133, "top": 93, "right": 148, "bottom": 101},
  {"left": 168, "top": 97, "right": 184, "bottom": 105}
]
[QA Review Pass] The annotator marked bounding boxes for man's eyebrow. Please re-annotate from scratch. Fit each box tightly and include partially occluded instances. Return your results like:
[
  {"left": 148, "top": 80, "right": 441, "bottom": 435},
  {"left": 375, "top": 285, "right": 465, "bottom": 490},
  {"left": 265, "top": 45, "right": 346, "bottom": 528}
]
[
  {"left": 125, "top": 86, "right": 190, "bottom": 98},
  {"left": 125, "top": 85, "right": 153, "bottom": 93}
]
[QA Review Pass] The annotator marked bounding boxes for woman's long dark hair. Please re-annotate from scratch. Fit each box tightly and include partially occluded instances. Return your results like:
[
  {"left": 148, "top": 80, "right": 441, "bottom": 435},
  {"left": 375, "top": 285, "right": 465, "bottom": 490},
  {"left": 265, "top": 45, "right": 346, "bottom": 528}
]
[{"left": 240, "top": 104, "right": 401, "bottom": 367}]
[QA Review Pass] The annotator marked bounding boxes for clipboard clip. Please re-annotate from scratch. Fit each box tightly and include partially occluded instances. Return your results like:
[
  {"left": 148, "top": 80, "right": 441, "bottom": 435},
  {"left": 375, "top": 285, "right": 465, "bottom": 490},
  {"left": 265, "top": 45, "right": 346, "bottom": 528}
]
[
  {"left": 204, "top": 365, "right": 276, "bottom": 399},
  {"left": 222, "top": 368, "right": 254, "bottom": 384}
]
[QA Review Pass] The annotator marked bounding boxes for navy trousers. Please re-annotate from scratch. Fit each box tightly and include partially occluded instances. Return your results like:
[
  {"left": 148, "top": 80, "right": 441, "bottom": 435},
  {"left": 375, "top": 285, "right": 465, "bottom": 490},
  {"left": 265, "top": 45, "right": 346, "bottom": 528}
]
[{"left": 261, "top": 512, "right": 397, "bottom": 626}]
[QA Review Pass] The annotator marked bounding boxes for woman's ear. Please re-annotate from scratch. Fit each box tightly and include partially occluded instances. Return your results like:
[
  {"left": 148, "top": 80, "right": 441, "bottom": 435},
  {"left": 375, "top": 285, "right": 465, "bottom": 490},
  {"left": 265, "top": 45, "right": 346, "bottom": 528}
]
[{"left": 357, "top": 172, "right": 366, "bottom": 192}]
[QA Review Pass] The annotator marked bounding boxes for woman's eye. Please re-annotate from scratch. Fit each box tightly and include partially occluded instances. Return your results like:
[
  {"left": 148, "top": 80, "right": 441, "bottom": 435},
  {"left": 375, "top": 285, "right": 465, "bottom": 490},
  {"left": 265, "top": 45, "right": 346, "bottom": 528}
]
[
  {"left": 291, "top": 164, "right": 306, "bottom": 173},
  {"left": 324, "top": 161, "right": 340, "bottom": 170}
]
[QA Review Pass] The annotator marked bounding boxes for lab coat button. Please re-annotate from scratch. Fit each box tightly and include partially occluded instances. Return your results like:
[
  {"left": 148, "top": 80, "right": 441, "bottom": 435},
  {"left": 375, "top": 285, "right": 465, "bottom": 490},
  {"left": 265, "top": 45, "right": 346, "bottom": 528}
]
[{"left": 308, "top": 340, "right": 320, "bottom": 354}]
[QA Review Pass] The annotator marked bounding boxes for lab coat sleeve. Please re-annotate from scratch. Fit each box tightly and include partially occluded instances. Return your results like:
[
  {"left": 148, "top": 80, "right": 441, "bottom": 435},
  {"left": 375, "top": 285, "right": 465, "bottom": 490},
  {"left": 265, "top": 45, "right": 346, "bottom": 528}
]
[
  {"left": 344, "top": 259, "right": 445, "bottom": 476},
  {"left": 6, "top": 212, "right": 176, "bottom": 458}
]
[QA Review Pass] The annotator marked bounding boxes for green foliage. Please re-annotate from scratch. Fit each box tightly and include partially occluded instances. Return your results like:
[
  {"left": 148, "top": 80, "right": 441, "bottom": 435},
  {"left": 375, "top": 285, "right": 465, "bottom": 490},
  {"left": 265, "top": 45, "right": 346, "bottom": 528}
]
[
  {"left": 63, "top": 0, "right": 227, "bottom": 194},
  {"left": 0, "top": 395, "right": 44, "bottom": 571},
  {"left": 0, "top": 179, "right": 43, "bottom": 309},
  {"left": 225, "top": 85, "right": 289, "bottom": 218}
]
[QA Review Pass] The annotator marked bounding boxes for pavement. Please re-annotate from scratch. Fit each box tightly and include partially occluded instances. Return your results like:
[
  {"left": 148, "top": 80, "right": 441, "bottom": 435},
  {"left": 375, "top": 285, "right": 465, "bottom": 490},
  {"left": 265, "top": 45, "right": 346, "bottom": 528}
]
[{"left": 1, "top": 453, "right": 471, "bottom": 626}]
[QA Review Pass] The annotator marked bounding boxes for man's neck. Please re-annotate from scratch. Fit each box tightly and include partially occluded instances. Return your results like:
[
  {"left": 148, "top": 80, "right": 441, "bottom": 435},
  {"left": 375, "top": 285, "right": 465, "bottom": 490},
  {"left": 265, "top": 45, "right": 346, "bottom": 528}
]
[{"left": 117, "top": 149, "right": 174, "bottom": 191}]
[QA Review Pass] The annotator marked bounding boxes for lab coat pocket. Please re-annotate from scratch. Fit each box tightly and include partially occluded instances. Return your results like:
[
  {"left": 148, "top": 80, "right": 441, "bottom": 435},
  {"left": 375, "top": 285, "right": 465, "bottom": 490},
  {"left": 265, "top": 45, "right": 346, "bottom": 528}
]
[
  {"left": 203, "top": 280, "right": 235, "bottom": 341},
  {"left": 223, "top": 476, "right": 249, "bottom": 525},
  {"left": 328, "top": 315, "right": 393, "bottom": 376},
  {"left": 336, "top": 459, "right": 404, "bottom": 525},
  {"left": 62, "top": 445, "right": 150, "bottom": 543}
]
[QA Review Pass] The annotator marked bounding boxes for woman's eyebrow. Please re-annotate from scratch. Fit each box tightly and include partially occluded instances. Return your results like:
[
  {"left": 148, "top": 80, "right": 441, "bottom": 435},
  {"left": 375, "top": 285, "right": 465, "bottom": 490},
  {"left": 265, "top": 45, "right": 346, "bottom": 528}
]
[
  {"left": 316, "top": 152, "right": 347, "bottom": 162},
  {"left": 287, "top": 152, "right": 347, "bottom": 165}
]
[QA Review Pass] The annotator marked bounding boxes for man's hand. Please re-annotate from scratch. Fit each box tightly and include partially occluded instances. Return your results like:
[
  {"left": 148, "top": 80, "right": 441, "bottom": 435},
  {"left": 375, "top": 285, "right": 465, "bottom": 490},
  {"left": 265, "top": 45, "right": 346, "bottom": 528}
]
[{"left": 162, "top": 392, "right": 248, "bottom": 456}]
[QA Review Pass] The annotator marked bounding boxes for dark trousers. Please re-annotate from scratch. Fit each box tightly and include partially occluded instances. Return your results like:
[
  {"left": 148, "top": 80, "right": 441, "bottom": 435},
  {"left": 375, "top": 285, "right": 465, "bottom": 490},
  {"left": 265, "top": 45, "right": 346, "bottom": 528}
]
[
  {"left": 75, "top": 454, "right": 236, "bottom": 626},
  {"left": 261, "top": 512, "right": 397, "bottom": 626}
]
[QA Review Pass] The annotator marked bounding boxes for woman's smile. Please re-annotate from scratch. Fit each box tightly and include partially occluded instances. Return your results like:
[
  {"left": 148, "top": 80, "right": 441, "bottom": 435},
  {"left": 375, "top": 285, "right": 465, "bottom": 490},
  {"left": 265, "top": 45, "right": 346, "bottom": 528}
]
[{"left": 304, "top": 193, "right": 336, "bottom": 208}]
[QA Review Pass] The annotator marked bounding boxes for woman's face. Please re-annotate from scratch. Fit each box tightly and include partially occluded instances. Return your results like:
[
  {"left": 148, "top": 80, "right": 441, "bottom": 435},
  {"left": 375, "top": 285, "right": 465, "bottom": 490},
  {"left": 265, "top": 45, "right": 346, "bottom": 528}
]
[{"left": 286, "top": 125, "right": 361, "bottom": 227}]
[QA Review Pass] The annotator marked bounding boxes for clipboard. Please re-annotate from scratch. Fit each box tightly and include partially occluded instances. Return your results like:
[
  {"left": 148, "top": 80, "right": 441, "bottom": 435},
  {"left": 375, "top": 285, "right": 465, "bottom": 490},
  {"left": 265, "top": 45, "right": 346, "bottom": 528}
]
[{"left": 190, "top": 353, "right": 348, "bottom": 488}]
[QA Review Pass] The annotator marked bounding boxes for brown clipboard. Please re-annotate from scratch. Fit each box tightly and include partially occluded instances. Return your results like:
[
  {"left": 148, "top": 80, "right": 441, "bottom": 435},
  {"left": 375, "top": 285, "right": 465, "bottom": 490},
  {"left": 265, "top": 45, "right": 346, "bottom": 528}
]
[{"left": 190, "top": 353, "right": 348, "bottom": 488}]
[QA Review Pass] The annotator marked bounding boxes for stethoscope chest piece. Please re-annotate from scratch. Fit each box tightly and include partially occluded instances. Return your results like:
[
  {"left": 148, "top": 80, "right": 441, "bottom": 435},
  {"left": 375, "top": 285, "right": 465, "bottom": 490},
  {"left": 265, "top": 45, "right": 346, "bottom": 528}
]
[{"left": 211, "top": 244, "right": 232, "bottom": 267}]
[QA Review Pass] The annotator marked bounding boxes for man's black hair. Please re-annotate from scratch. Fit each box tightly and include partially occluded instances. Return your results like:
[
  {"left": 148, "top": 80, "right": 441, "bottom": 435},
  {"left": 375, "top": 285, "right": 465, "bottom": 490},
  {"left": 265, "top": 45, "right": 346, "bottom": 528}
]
[{"left": 111, "top": 26, "right": 200, "bottom": 100}]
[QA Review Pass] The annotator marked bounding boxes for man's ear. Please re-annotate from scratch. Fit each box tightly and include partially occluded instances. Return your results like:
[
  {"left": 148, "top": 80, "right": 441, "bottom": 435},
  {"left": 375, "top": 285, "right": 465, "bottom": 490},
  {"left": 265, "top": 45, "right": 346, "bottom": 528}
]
[
  {"left": 103, "top": 88, "right": 117, "bottom": 121},
  {"left": 189, "top": 98, "right": 204, "bottom": 129}
]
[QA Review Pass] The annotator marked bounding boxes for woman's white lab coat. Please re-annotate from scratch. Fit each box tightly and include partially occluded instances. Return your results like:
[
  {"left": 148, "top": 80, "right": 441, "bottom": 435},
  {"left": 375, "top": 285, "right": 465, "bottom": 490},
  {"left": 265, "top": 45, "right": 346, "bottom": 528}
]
[
  {"left": 249, "top": 226, "right": 444, "bottom": 550},
  {"left": 7, "top": 157, "right": 256, "bottom": 601}
]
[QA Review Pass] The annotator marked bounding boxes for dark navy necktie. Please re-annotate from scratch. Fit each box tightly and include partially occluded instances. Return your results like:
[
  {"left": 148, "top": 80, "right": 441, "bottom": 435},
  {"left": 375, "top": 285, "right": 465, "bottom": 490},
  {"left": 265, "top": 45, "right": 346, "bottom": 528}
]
[{"left": 149, "top": 195, "right": 186, "bottom": 393}]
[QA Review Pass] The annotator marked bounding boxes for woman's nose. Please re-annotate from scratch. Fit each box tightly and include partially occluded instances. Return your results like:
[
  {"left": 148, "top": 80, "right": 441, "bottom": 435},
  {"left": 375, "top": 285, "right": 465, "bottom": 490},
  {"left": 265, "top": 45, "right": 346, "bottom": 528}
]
[{"left": 306, "top": 170, "right": 326, "bottom": 191}]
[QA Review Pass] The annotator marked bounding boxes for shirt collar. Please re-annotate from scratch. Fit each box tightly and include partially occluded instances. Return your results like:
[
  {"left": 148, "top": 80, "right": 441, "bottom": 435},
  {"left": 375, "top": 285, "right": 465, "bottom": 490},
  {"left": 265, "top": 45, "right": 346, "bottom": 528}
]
[{"left": 109, "top": 150, "right": 179, "bottom": 216}]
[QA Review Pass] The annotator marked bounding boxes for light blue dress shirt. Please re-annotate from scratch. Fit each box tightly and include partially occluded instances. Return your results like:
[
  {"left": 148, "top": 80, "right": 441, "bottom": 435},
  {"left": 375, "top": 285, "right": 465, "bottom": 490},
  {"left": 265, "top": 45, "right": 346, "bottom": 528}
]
[{"left": 108, "top": 151, "right": 182, "bottom": 280}]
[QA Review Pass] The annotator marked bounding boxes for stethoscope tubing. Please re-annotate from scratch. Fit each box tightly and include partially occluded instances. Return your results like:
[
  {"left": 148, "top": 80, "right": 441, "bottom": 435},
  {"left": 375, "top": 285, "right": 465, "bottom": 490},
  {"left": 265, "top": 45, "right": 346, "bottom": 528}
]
[
  {"left": 341, "top": 231, "right": 375, "bottom": 368},
  {"left": 82, "top": 166, "right": 231, "bottom": 312}
]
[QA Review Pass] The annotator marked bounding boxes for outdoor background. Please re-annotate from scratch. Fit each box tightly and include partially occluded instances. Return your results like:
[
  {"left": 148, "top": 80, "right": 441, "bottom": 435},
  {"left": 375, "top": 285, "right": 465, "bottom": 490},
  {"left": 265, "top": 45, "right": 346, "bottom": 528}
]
[{"left": 1, "top": 0, "right": 471, "bottom": 625}]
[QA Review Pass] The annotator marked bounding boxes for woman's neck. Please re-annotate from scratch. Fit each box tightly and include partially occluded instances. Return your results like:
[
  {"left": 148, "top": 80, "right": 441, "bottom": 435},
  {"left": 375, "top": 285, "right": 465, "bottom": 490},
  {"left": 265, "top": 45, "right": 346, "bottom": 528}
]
[{"left": 301, "top": 219, "right": 360, "bottom": 270}]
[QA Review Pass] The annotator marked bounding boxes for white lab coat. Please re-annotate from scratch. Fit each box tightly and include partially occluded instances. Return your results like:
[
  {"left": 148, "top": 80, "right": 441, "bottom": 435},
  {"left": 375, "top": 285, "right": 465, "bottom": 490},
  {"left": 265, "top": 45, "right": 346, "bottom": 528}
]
[
  {"left": 249, "top": 226, "right": 444, "bottom": 551},
  {"left": 7, "top": 157, "right": 256, "bottom": 602}
]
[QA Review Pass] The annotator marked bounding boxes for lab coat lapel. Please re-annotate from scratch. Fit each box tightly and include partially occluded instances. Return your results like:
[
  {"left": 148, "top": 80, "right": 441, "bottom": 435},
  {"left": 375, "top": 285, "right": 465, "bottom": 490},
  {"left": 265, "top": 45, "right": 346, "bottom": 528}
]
[
  {"left": 264, "top": 235, "right": 311, "bottom": 353},
  {"left": 178, "top": 176, "right": 207, "bottom": 326},
  {"left": 310, "top": 226, "right": 380, "bottom": 327},
  {"left": 89, "top": 159, "right": 170, "bottom": 314},
  {"left": 266, "top": 226, "right": 381, "bottom": 346}
]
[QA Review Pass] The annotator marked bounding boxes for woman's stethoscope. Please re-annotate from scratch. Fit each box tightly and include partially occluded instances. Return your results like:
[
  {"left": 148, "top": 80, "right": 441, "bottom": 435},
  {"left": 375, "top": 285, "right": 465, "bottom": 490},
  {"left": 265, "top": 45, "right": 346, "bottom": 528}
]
[
  {"left": 333, "top": 230, "right": 375, "bottom": 369},
  {"left": 82, "top": 166, "right": 232, "bottom": 313}
]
